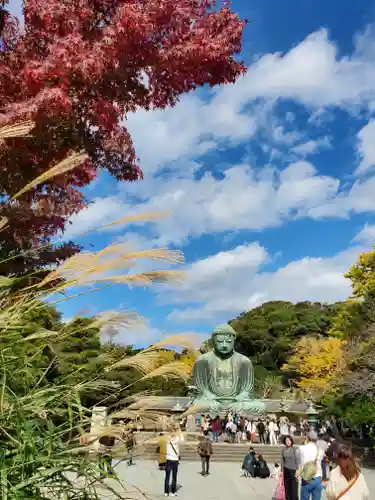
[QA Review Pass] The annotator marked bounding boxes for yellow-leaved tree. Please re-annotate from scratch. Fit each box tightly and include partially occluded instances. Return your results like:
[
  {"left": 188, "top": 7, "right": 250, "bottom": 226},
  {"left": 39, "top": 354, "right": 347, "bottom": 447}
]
[
  {"left": 345, "top": 248, "right": 375, "bottom": 298},
  {"left": 282, "top": 337, "right": 348, "bottom": 399}
]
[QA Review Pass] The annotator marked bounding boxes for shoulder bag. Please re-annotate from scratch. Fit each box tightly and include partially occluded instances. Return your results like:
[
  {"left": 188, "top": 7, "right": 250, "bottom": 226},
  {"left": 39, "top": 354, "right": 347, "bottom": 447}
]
[
  {"left": 169, "top": 440, "right": 181, "bottom": 462},
  {"left": 335, "top": 472, "right": 359, "bottom": 500}
]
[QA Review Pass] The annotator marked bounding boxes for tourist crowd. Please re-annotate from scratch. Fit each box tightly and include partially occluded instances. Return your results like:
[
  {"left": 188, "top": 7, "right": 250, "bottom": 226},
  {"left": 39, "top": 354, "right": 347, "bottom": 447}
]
[
  {"left": 240, "top": 430, "right": 370, "bottom": 500},
  {"left": 197, "top": 412, "right": 298, "bottom": 444}
]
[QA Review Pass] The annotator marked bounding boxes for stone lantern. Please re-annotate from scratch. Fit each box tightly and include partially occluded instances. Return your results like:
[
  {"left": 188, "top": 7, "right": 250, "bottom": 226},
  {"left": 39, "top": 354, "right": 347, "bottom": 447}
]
[{"left": 306, "top": 401, "right": 319, "bottom": 431}]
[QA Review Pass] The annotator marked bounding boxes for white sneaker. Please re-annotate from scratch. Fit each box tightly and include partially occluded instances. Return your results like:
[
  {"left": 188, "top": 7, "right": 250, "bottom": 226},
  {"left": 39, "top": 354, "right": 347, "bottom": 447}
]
[
  {"left": 169, "top": 494, "right": 176, "bottom": 497},
  {"left": 164, "top": 494, "right": 168, "bottom": 497}
]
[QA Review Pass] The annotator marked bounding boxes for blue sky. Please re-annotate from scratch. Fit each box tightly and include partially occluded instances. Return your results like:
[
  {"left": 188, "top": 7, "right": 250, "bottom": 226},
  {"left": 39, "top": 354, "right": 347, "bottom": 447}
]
[{"left": 10, "top": 0, "right": 375, "bottom": 345}]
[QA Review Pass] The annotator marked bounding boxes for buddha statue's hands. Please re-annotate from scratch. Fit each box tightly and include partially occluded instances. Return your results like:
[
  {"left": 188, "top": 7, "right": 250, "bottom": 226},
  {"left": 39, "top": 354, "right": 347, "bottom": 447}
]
[
  {"left": 202, "top": 391, "right": 217, "bottom": 401},
  {"left": 235, "top": 391, "right": 251, "bottom": 401}
]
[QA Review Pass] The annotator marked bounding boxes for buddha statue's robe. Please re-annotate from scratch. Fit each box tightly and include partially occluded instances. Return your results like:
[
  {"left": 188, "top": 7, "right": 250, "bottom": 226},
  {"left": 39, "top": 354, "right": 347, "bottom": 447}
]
[{"left": 192, "top": 350, "right": 266, "bottom": 415}]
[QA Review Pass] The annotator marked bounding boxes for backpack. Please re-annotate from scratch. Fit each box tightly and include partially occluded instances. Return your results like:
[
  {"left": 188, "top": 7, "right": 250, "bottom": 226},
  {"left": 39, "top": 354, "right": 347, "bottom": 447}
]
[{"left": 301, "top": 445, "right": 319, "bottom": 482}]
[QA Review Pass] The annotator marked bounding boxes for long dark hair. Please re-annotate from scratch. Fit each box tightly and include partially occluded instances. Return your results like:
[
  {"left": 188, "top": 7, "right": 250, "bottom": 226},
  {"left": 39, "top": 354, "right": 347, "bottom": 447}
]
[{"left": 337, "top": 445, "right": 359, "bottom": 481}]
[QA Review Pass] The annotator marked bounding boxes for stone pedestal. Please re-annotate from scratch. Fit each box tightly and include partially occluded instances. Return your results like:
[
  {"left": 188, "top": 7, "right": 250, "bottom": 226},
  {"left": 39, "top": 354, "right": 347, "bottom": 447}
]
[{"left": 89, "top": 406, "right": 108, "bottom": 451}]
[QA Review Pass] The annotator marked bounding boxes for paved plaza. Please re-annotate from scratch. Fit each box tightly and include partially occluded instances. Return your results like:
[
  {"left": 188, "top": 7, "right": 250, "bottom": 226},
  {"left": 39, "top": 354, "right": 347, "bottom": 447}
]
[{"left": 99, "top": 460, "right": 375, "bottom": 499}]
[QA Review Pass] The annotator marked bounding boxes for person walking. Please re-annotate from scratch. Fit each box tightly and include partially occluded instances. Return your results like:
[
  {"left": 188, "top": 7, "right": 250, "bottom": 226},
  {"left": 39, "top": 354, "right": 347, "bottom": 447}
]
[
  {"left": 197, "top": 436, "right": 213, "bottom": 476},
  {"left": 200, "top": 415, "right": 206, "bottom": 435},
  {"left": 212, "top": 416, "right": 221, "bottom": 443},
  {"left": 202, "top": 416, "right": 209, "bottom": 437},
  {"left": 230, "top": 419, "right": 237, "bottom": 444},
  {"left": 280, "top": 417, "right": 289, "bottom": 438},
  {"left": 269, "top": 420, "right": 278, "bottom": 445},
  {"left": 290, "top": 423, "right": 296, "bottom": 437},
  {"left": 326, "top": 445, "right": 369, "bottom": 500},
  {"left": 317, "top": 433, "right": 329, "bottom": 482},
  {"left": 275, "top": 420, "right": 280, "bottom": 442},
  {"left": 251, "top": 420, "right": 257, "bottom": 443},
  {"left": 297, "top": 430, "right": 325, "bottom": 500},
  {"left": 257, "top": 420, "right": 266, "bottom": 444},
  {"left": 282, "top": 435, "right": 299, "bottom": 500},
  {"left": 246, "top": 419, "right": 252, "bottom": 442},
  {"left": 164, "top": 428, "right": 184, "bottom": 497},
  {"left": 126, "top": 429, "right": 136, "bottom": 466}
]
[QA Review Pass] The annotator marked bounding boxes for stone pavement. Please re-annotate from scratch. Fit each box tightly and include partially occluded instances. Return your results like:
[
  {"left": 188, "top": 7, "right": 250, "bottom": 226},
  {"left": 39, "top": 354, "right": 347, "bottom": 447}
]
[{"left": 100, "top": 460, "right": 375, "bottom": 499}]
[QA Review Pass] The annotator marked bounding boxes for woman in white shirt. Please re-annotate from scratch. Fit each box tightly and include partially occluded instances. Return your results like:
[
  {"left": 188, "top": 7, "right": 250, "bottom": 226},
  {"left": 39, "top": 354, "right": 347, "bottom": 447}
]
[
  {"left": 164, "top": 428, "right": 184, "bottom": 497},
  {"left": 326, "top": 446, "right": 369, "bottom": 500},
  {"left": 268, "top": 420, "right": 278, "bottom": 445}
]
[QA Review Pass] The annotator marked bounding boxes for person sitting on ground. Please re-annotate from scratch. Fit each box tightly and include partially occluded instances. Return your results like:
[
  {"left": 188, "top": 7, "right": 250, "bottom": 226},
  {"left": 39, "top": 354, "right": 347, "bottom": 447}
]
[
  {"left": 326, "top": 445, "right": 369, "bottom": 500},
  {"left": 197, "top": 435, "right": 213, "bottom": 476},
  {"left": 241, "top": 447, "right": 258, "bottom": 478},
  {"left": 254, "top": 454, "right": 271, "bottom": 479}
]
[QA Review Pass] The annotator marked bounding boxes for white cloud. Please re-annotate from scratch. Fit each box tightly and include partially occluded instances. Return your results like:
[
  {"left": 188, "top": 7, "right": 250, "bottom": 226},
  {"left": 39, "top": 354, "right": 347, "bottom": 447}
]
[
  {"left": 123, "top": 26, "right": 375, "bottom": 176},
  {"left": 354, "top": 224, "right": 375, "bottom": 244},
  {"left": 65, "top": 160, "right": 339, "bottom": 247},
  {"left": 62, "top": 197, "right": 124, "bottom": 240},
  {"left": 308, "top": 174, "right": 375, "bottom": 219},
  {"left": 217, "top": 28, "right": 375, "bottom": 109},
  {"left": 165, "top": 244, "right": 362, "bottom": 323},
  {"left": 356, "top": 120, "right": 375, "bottom": 175},
  {"left": 292, "top": 136, "right": 331, "bottom": 156},
  {"left": 102, "top": 321, "right": 204, "bottom": 348},
  {"left": 126, "top": 95, "right": 269, "bottom": 174}
]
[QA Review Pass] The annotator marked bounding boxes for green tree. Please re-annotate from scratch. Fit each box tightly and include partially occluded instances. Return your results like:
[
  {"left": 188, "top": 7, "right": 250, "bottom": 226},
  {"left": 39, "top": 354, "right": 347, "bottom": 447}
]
[{"left": 230, "top": 301, "right": 341, "bottom": 372}]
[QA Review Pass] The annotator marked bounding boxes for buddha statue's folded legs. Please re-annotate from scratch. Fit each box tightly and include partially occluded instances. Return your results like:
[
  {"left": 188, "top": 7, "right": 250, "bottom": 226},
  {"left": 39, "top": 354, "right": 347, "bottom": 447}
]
[{"left": 193, "top": 397, "right": 266, "bottom": 415}]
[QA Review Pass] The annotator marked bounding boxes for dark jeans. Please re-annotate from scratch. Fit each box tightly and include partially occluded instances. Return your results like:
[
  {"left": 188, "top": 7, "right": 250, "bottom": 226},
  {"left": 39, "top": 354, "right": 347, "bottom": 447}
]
[
  {"left": 164, "top": 460, "right": 179, "bottom": 494},
  {"left": 284, "top": 468, "right": 298, "bottom": 500},
  {"left": 200, "top": 455, "right": 210, "bottom": 475},
  {"left": 259, "top": 432, "right": 266, "bottom": 444},
  {"left": 301, "top": 477, "right": 323, "bottom": 500},
  {"left": 213, "top": 431, "right": 219, "bottom": 443},
  {"left": 321, "top": 459, "right": 327, "bottom": 480}
]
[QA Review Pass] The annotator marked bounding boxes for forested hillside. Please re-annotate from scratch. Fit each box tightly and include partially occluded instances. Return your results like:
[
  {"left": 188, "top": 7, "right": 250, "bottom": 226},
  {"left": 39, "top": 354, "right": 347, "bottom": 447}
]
[{"left": 230, "top": 301, "right": 346, "bottom": 372}]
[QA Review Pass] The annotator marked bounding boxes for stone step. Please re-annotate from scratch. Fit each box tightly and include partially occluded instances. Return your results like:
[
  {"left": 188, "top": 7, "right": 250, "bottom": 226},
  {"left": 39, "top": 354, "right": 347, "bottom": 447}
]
[
  {"left": 117, "top": 441, "right": 375, "bottom": 465},
  {"left": 122, "top": 443, "right": 286, "bottom": 463}
]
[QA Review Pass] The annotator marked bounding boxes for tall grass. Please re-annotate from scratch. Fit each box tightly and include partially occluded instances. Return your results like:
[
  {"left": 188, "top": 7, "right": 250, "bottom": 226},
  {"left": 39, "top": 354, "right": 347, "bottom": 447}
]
[
  {"left": 0, "top": 123, "right": 195, "bottom": 498},
  {"left": 0, "top": 243, "right": 195, "bottom": 499}
]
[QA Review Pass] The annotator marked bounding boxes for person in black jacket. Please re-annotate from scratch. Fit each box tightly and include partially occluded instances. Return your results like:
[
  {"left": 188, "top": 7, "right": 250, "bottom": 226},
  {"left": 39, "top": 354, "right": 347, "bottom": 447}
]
[
  {"left": 257, "top": 420, "right": 266, "bottom": 444},
  {"left": 254, "top": 455, "right": 270, "bottom": 478}
]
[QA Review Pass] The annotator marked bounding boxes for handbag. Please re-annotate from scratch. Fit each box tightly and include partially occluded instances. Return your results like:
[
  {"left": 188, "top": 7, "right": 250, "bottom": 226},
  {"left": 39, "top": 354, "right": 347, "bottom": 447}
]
[
  {"left": 274, "top": 473, "right": 286, "bottom": 500},
  {"left": 335, "top": 472, "right": 359, "bottom": 500}
]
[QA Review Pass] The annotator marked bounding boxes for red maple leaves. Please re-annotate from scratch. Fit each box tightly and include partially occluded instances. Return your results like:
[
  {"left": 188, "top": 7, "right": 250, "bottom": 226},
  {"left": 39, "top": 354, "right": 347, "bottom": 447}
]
[{"left": 0, "top": 0, "right": 245, "bottom": 275}]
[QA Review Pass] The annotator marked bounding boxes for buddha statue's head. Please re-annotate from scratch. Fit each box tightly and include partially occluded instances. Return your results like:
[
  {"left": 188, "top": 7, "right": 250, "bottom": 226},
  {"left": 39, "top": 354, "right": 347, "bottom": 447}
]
[{"left": 212, "top": 324, "right": 236, "bottom": 358}]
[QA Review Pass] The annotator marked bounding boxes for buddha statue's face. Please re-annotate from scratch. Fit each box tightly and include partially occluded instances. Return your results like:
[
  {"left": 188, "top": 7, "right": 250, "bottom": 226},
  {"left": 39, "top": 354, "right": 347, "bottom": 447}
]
[{"left": 212, "top": 333, "right": 235, "bottom": 357}]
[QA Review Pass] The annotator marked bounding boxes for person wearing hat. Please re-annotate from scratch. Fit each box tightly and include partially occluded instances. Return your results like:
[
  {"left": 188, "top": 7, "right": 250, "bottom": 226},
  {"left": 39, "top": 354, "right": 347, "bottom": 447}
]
[{"left": 297, "top": 430, "right": 325, "bottom": 500}]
